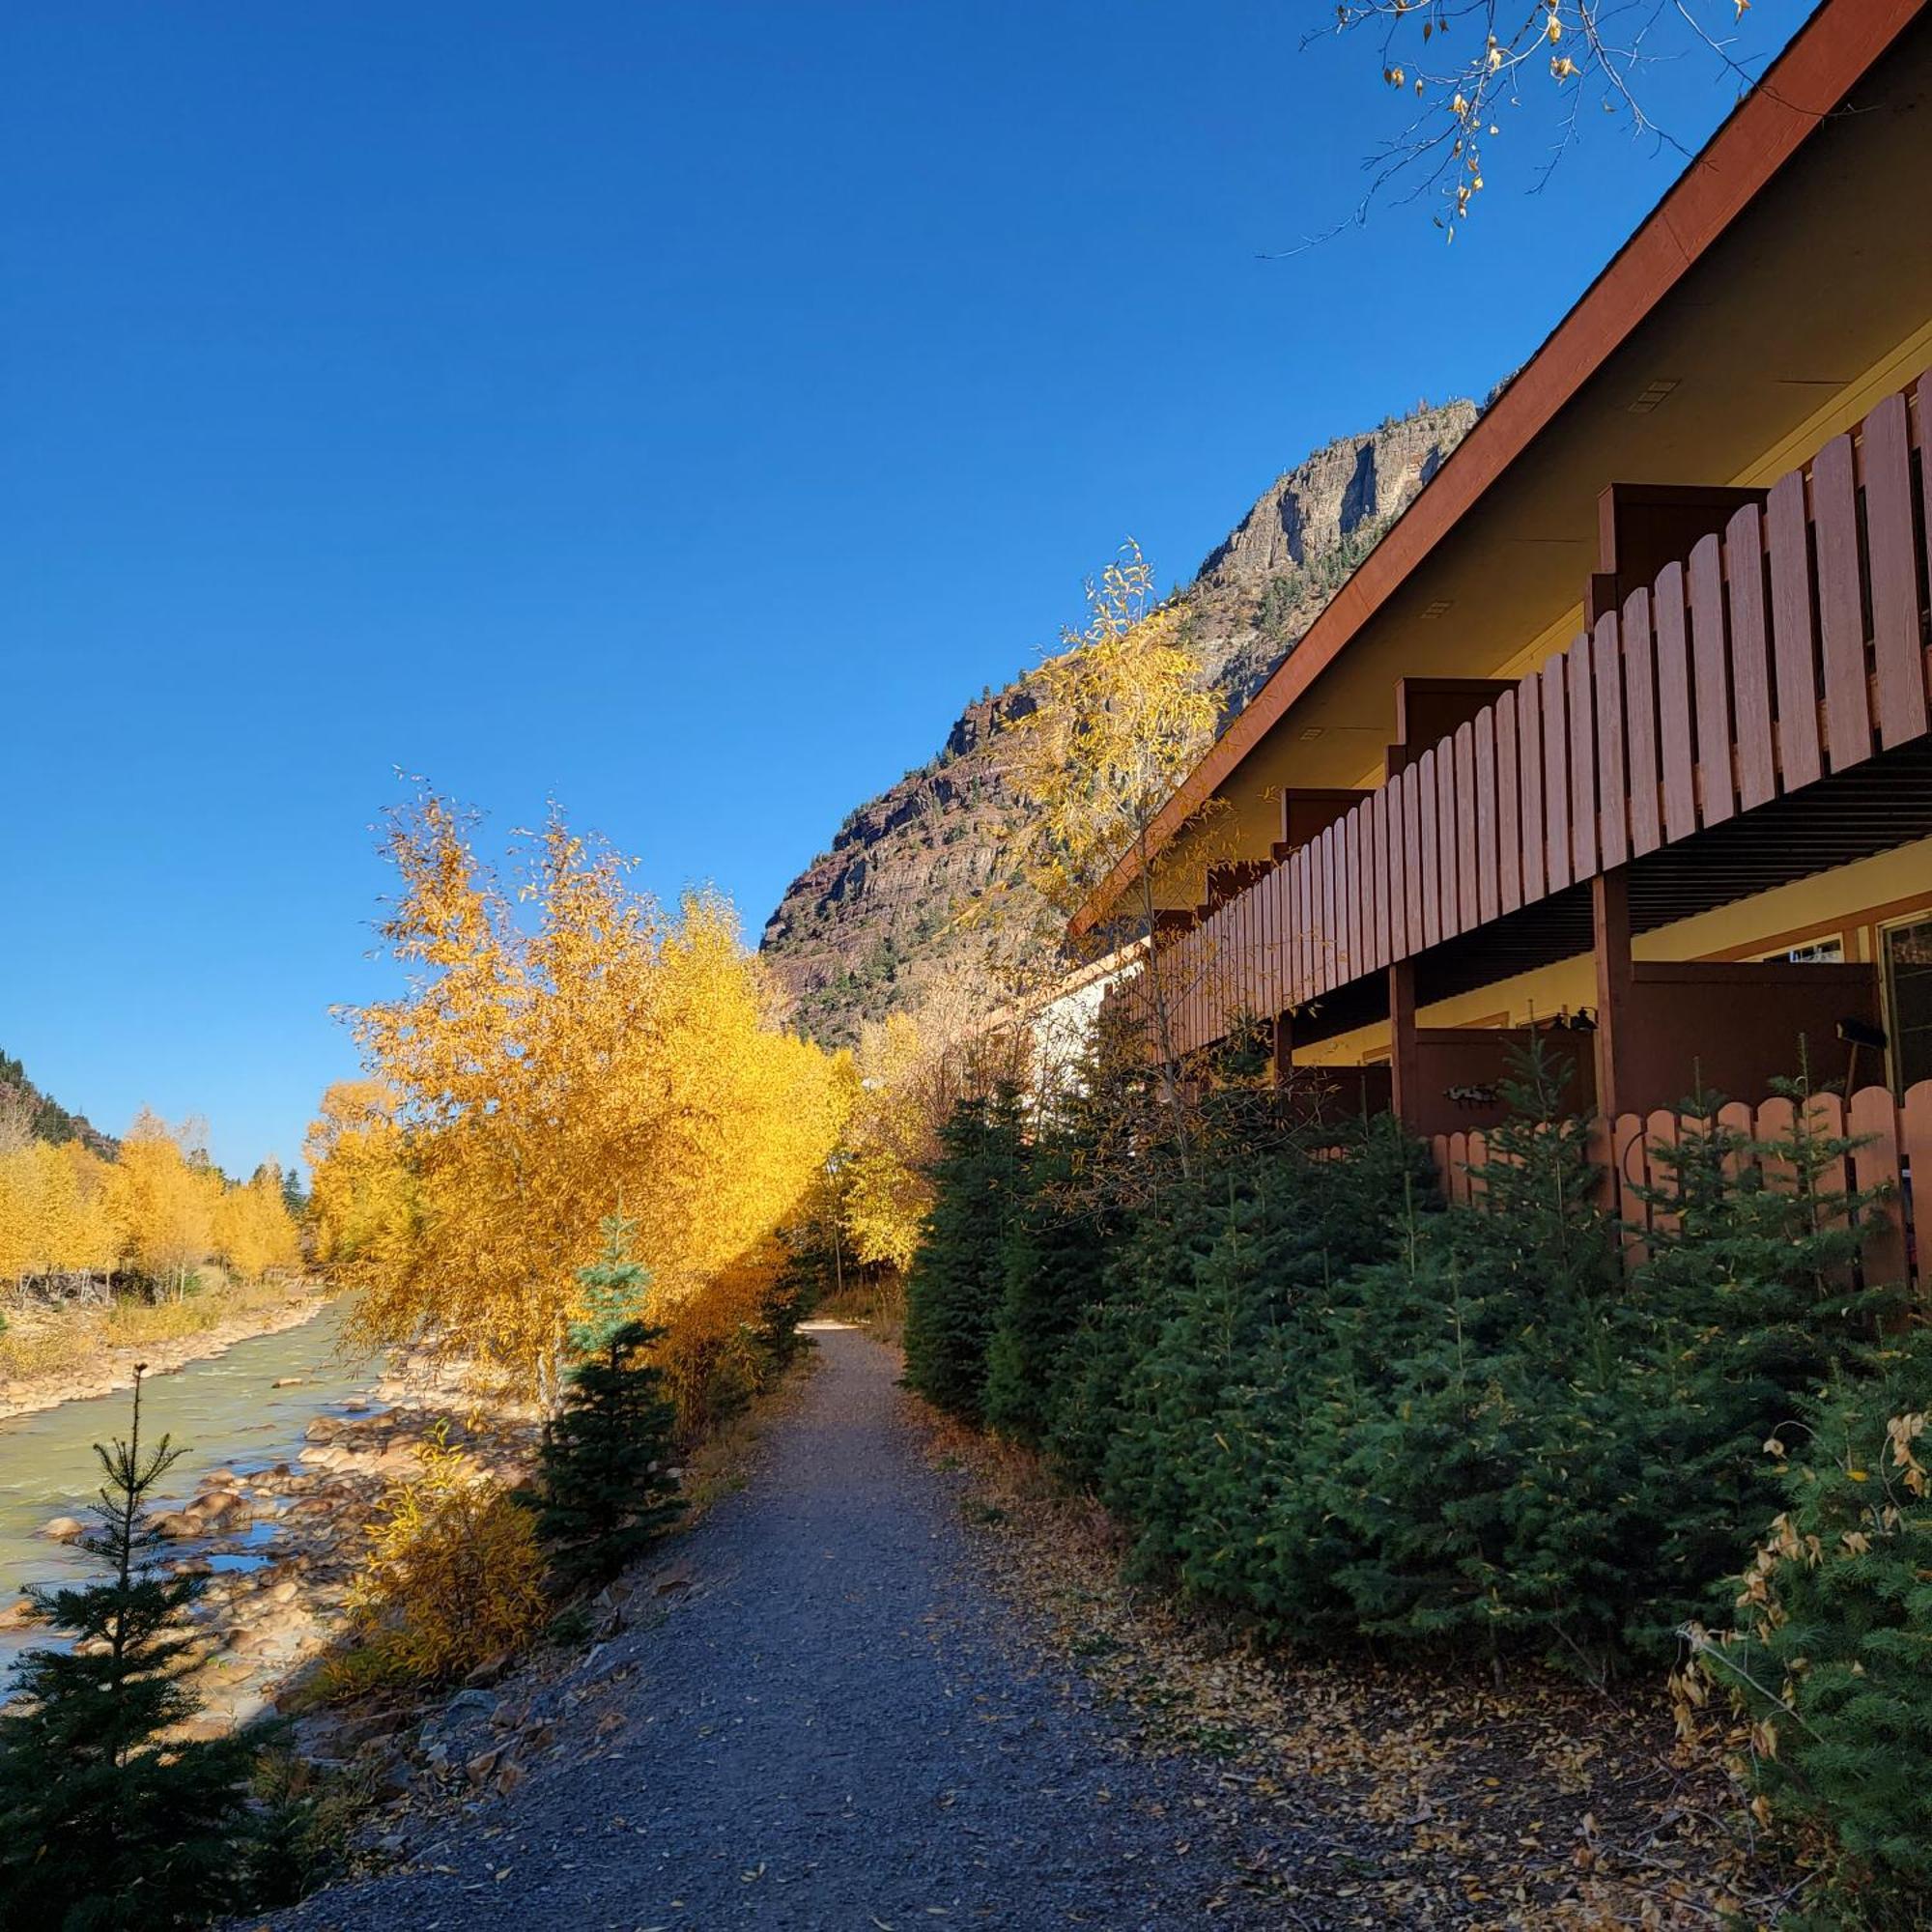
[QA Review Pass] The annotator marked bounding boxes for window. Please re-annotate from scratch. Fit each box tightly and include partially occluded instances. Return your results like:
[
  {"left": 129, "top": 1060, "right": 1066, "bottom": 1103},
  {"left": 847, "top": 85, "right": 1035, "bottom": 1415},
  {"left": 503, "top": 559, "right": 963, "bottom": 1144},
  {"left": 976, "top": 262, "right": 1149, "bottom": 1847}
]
[
  {"left": 1757, "top": 937, "right": 1845, "bottom": 965},
  {"left": 1881, "top": 917, "right": 1932, "bottom": 1096}
]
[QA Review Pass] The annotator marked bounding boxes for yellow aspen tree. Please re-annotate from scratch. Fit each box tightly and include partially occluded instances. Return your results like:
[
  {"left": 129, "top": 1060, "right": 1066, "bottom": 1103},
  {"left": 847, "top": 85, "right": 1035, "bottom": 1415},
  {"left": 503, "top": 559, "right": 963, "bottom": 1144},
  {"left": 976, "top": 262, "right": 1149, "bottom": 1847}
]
[
  {"left": 337, "top": 791, "right": 847, "bottom": 1403},
  {"left": 1001, "top": 541, "right": 1219, "bottom": 1164},
  {"left": 304, "top": 1080, "right": 414, "bottom": 1270},
  {"left": 213, "top": 1165, "right": 302, "bottom": 1279},
  {"left": 103, "top": 1112, "right": 217, "bottom": 1296}
]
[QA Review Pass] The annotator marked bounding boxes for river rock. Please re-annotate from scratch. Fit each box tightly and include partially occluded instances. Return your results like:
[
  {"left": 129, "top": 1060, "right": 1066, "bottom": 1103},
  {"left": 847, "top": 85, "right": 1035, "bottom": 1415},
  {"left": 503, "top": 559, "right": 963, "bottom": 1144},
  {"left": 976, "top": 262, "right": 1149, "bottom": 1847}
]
[
  {"left": 0, "top": 1598, "right": 34, "bottom": 1629},
  {"left": 155, "top": 1511, "right": 201, "bottom": 1539},
  {"left": 41, "top": 1515, "right": 86, "bottom": 1543},
  {"left": 271, "top": 1377, "right": 304, "bottom": 1387}
]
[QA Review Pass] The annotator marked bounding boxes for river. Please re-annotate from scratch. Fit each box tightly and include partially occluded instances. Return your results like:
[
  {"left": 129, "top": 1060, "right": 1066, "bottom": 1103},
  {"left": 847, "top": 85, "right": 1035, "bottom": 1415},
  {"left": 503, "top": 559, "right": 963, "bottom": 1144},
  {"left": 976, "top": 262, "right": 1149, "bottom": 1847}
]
[{"left": 0, "top": 1299, "right": 385, "bottom": 1690}]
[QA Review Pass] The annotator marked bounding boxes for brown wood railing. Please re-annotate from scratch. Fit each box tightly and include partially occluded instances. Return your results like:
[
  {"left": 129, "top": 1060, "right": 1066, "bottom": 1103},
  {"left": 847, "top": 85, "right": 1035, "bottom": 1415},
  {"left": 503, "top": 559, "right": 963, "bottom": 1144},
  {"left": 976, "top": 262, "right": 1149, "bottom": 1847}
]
[{"left": 1141, "top": 369, "right": 1932, "bottom": 1058}]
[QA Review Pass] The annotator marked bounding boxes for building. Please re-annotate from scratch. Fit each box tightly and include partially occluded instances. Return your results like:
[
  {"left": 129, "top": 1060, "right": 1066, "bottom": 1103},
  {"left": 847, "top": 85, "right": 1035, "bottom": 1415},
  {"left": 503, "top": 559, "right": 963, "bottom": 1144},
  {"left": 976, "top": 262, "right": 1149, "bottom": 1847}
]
[{"left": 1077, "top": 0, "right": 1932, "bottom": 1147}]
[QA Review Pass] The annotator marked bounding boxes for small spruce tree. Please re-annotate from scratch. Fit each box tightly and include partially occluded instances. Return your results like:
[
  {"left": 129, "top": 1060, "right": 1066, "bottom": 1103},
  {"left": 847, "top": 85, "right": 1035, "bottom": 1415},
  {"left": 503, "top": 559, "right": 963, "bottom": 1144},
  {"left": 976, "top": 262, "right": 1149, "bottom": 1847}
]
[
  {"left": 530, "top": 1214, "right": 684, "bottom": 1594},
  {"left": 0, "top": 1365, "right": 252, "bottom": 1931},
  {"left": 902, "top": 1085, "right": 1025, "bottom": 1422}
]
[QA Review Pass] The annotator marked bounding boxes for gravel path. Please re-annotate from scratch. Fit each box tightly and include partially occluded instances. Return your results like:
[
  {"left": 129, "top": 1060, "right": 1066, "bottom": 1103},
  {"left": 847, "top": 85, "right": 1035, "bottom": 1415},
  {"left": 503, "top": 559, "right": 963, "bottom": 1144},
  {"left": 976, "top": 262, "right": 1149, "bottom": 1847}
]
[{"left": 272, "top": 1326, "right": 1315, "bottom": 1931}]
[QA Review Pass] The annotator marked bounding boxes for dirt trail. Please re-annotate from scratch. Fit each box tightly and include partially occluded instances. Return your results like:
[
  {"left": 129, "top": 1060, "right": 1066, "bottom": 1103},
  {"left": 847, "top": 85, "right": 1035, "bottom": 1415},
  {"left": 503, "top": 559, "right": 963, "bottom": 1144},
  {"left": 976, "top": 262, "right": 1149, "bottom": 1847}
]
[{"left": 271, "top": 1326, "right": 1350, "bottom": 1931}]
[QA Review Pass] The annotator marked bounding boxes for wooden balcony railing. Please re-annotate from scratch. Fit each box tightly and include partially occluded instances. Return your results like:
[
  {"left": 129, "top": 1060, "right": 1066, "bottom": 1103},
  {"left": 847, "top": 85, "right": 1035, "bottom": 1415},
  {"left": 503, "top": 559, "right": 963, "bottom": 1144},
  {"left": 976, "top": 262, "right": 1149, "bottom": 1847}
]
[{"left": 1131, "top": 369, "right": 1932, "bottom": 1059}]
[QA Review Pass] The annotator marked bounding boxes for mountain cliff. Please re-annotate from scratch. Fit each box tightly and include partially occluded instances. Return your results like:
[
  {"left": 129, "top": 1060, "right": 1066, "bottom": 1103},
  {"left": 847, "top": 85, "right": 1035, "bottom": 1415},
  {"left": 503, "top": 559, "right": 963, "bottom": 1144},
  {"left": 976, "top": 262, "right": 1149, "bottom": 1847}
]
[{"left": 759, "top": 399, "right": 1477, "bottom": 1045}]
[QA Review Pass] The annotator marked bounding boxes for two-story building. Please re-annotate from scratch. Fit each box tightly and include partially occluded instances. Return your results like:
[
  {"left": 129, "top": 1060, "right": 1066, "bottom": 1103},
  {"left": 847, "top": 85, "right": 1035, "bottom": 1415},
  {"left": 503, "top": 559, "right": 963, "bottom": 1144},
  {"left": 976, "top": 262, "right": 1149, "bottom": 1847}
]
[{"left": 1079, "top": 0, "right": 1932, "bottom": 1150}]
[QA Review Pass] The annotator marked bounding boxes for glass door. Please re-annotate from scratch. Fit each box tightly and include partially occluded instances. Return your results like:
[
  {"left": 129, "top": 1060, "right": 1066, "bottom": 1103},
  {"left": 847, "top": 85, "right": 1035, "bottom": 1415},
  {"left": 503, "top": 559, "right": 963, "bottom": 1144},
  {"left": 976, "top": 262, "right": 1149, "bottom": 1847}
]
[{"left": 1880, "top": 916, "right": 1932, "bottom": 1096}]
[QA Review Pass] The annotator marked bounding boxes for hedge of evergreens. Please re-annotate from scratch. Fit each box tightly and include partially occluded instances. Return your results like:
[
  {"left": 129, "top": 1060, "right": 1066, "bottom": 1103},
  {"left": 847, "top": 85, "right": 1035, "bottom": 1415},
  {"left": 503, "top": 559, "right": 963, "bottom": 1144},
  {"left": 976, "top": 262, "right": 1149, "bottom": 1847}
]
[{"left": 902, "top": 1040, "right": 1928, "bottom": 1921}]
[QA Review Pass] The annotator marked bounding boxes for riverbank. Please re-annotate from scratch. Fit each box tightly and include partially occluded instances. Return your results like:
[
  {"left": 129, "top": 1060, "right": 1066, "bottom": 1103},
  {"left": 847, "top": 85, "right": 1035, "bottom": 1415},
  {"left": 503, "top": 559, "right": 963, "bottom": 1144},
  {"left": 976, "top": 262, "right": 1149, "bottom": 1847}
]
[{"left": 0, "top": 1274, "right": 332, "bottom": 1421}]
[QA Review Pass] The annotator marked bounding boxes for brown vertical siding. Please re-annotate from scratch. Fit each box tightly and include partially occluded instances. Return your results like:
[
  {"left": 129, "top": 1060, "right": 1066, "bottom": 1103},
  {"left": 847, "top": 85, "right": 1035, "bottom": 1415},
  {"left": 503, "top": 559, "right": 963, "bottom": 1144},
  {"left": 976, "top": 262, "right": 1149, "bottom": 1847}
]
[
  {"left": 1726, "top": 503, "right": 1776, "bottom": 811},
  {"left": 1566, "top": 635, "right": 1598, "bottom": 880},
  {"left": 1418, "top": 748, "right": 1441, "bottom": 949},
  {"left": 1766, "top": 469, "right": 1823, "bottom": 791},
  {"left": 1474, "top": 708, "right": 1500, "bottom": 923},
  {"left": 1593, "top": 610, "right": 1628, "bottom": 868},
  {"left": 1689, "top": 532, "right": 1735, "bottom": 827},
  {"left": 1495, "top": 688, "right": 1522, "bottom": 914},
  {"left": 1542, "top": 659, "right": 1572, "bottom": 894},
  {"left": 1654, "top": 561, "right": 1698, "bottom": 840},
  {"left": 1623, "top": 586, "right": 1662, "bottom": 855},
  {"left": 1862, "top": 390, "right": 1929, "bottom": 749},
  {"left": 1812, "top": 433, "right": 1870, "bottom": 773}
]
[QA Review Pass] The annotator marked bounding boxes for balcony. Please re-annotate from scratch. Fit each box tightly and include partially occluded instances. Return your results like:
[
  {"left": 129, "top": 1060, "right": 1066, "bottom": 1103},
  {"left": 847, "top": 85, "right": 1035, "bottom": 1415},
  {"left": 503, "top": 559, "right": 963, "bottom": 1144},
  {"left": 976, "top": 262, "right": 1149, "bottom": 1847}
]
[{"left": 1117, "top": 368, "right": 1932, "bottom": 1121}]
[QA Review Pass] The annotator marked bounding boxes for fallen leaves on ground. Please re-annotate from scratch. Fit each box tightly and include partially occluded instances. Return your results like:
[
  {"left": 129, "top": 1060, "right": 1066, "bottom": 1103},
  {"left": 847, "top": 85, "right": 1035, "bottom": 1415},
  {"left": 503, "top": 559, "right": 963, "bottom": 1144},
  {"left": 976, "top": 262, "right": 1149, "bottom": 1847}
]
[{"left": 912, "top": 1402, "right": 1796, "bottom": 1930}]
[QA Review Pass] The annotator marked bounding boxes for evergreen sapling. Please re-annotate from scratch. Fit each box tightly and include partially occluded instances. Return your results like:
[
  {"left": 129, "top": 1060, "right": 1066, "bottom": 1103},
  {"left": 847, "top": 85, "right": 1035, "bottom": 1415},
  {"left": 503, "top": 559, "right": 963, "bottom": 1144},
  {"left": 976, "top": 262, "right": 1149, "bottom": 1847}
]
[
  {"left": 0, "top": 1365, "right": 252, "bottom": 1931},
  {"left": 531, "top": 1214, "right": 685, "bottom": 1594}
]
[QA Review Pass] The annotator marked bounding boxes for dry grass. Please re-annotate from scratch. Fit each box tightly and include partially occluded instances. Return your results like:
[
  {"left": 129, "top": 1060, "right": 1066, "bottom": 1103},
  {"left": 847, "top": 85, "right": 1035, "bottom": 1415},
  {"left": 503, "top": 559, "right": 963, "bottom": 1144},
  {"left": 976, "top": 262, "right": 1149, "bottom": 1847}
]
[{"left": 0, "top": 1270, "right": 319, "bottom": 1402}]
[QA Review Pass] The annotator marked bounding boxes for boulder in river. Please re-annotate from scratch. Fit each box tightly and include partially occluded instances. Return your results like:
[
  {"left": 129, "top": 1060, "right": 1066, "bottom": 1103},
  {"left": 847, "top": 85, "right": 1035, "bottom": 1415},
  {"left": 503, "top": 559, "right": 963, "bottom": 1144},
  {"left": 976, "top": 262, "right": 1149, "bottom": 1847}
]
[{"left": 41, "top": 1515, "right": 86, "bottom": 1543}]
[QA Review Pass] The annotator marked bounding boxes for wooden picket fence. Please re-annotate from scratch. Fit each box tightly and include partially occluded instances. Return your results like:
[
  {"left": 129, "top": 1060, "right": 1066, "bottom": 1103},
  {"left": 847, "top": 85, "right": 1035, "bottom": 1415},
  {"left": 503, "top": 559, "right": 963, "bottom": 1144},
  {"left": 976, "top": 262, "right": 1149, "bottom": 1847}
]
[{"left": 1430, "top": 1078, "right": 1932, "bottom": 1290}]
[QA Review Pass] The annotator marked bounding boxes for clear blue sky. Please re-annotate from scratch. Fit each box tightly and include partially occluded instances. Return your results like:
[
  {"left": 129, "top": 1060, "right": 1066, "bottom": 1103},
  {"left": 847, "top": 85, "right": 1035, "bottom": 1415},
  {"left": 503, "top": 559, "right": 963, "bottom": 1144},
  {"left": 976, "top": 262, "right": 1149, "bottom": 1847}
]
[{"left": 1, "top": 1, "right": 1799, "bottom": 1179}]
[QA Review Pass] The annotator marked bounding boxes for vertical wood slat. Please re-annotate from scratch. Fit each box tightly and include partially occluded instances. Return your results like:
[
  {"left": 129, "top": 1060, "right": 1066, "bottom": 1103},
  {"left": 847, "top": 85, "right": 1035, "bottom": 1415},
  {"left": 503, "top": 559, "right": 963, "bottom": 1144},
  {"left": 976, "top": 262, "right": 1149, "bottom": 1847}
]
[
  {"left": 1518, "top": 671, "right": 1546, "bottom": 902},
  {"left": 1418, "top": 747, "right": 1442, "bottom": 949},
  {"left": 1291, "top": 838, "right": 1306, "bottom": 1005},
  {"left": 1756, "top": 1094, "right": 1798, "bottom": 1202},
  {"left": 1436, "top": 740, "right": 1461, "bottom": 938},
  {"left": 1320, "top": 826, "right": 1338, "bottom": 997},
  {"left": 1542, "top": 658, "right": 1572, "bottom": 894},
  {"left": 1566, "top": 635, "right": 1598, "bottom": 881},
  {"left": 1593, "top": 611, "right": 1627, "bottom": 869},
  {"left": 1475, "top": 709, "right": 1500, "bottom": 923},
  {"left": 1861, "top": 391, "right": 1930, "bottom": 749},
  {"left": 1464, "top": 1129, "right": 1489, "bottom": 1206},
  {"left": 1496, "top": 688, "right": 1522, "bottom": 914},
  {"left": 1726, "top": 504, "right": 1776, "bottom": 811},
  {"left": 1645, "top": 1111, "right": 1681, "bottom": 1240},
  {"left": 1766, "top": 469, "right": 1823, "bottom": 792},
  {"left": 1383, "top": 779, "right": 1406, "bottom": 964},
  {"left": 1365, "top": 797, "right": 1384, "bottom": 975},
  {"left": 1292, "top": 852, "right": 1310, "bottom": 1008},
  {"left": 1372, "top": 787, "right": 1392, "bottom": 971},
  {"left": 1717, "top": 1100, "right": 1756, "bottom": 1187},
  {"left": 1903, "top": 1080, "right": 1932, "bottom": 1293},
  {"left": 1847, "top": 1085, "right": 1905, "bottom": 1286},
  {"left": 1689, "top": 532, "right": 1735, "bottom": 827},
  {"left": 1447, "top": 1133, "right": 1471, "bottom": 1206},
  {"left": 1654, "top": 562, "right": 1698, "bottom": 841},
  {"left": 1403, "top": 768, "right": 1425, "bottom": 959},
  {"left": 1612, "top": 1112, "right": 1647, "bottom": 1264},
  {"left": 1431, "top": 1135, "right": 1450, "bottom": 1196},
  {"left": 1812, "top": 433, "right": 1872, "bottom": 772},
  {"left": 1455, "top": 722, "right": 1479, "bottom": 927},
  {"left": 1624, "top": 587, "right": 1662, "bottom": 856},
  {"left": 1345, "top": 811, "right": 1360, "bottom": 989}
]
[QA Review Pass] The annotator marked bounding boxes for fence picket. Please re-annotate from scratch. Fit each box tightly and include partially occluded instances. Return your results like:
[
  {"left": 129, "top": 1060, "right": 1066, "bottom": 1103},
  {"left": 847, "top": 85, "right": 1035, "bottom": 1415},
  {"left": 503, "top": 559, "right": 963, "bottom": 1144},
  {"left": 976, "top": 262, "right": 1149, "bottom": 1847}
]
[{"left": 1848, "top": 1085, "right": 1906, "bottom": 1285}]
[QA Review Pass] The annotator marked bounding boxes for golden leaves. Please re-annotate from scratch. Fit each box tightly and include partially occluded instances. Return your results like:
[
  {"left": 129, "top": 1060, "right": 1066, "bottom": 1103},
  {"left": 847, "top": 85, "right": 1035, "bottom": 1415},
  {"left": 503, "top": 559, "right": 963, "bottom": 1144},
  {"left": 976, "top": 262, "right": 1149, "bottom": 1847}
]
[{"left": 324, "top": 790, "right": 847, "bottom": 1400}]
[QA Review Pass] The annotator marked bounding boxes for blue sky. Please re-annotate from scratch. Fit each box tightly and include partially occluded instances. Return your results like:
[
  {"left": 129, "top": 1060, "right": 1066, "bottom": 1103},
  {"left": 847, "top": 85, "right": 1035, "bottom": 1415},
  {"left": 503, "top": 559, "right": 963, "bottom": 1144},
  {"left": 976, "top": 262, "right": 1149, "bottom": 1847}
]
[{"left": 1, "top": 1, "right": 1800, "bottom": 1178}]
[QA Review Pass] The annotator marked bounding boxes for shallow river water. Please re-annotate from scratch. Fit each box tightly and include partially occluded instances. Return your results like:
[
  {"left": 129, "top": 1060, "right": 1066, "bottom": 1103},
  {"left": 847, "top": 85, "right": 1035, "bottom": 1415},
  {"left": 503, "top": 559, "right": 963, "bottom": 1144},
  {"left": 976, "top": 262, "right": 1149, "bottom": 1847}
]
[{"left": 0, "top": 1299, "right": 384, "bottom": 1688}]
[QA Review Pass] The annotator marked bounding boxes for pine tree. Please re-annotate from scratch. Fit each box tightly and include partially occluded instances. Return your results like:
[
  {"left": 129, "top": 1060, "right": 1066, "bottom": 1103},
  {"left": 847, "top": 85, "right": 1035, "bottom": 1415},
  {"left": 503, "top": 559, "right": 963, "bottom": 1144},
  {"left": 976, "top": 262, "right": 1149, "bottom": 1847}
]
[
  {"left": 530, "top": 1215, "right": 684, "bottom": 1594},
  {"left": 983, "top": 1120, "right": 1113, "bottom": 1450},
  {"left": 902, "top": 1085, "right": 1025, "bottom": 1422},
  {"left": 0, "top": 1365, "right": 252, "bottom": 1930}
]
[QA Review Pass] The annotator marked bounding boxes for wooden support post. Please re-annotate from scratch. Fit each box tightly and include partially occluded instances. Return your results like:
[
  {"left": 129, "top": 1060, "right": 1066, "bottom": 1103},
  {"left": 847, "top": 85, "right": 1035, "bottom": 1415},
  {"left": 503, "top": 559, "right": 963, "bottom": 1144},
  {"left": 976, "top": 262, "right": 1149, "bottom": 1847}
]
[
  {"left": 1592, "top": 867, "right": 1632, "bottom": 1125},
  {"left": 1388, "top": 961, "right": 1420, "bottom": 1128},
  {"left": 1271, "top": 1009, "right": 1293, "bottom": 1090}
]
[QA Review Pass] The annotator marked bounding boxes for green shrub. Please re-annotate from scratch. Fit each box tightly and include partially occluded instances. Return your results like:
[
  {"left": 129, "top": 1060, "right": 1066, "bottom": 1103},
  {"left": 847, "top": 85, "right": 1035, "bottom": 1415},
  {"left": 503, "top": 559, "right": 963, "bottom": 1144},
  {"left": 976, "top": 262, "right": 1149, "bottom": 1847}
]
[
  {"left": 1681, "top": 1325, "right": 1932, "bottom": 1928},
  {"left": 902, "top": 1086, "right": 1024, "bottom": 1421}
]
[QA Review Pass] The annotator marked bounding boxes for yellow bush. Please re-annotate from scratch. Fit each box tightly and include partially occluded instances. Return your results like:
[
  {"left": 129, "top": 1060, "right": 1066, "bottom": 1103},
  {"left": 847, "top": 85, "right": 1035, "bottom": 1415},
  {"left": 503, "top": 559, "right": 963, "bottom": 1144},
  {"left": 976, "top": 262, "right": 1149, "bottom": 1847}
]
[{"left": 338, "top": 1423, "right": 547, "bottom": 1687}]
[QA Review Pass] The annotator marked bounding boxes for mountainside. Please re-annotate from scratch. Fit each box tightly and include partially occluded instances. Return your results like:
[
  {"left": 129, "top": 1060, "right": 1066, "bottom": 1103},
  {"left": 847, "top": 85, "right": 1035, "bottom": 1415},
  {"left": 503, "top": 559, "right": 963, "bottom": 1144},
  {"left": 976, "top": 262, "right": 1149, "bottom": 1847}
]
[
  {"left": 759, "top": 400, "right": 1477, "bottom": 1045},
  {"left": 0, "top": 1048, "right": 119, "bottom": 1158}
]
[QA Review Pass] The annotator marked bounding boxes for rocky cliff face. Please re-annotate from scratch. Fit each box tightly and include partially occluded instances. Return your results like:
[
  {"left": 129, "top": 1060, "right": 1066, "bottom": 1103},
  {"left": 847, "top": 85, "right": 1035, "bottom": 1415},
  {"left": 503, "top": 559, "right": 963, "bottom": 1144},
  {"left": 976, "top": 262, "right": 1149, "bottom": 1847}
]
[{"left": 760, "top": 400, "right": 1477, "bottom": 1045}]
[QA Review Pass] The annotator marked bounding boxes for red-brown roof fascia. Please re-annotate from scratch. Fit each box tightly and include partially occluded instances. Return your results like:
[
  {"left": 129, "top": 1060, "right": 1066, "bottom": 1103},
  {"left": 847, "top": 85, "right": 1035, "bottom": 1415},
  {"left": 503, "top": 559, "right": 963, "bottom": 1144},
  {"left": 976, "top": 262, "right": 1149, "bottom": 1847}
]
[{"left": 1069, "top": 0, "right": 1927, "bottom": 940}]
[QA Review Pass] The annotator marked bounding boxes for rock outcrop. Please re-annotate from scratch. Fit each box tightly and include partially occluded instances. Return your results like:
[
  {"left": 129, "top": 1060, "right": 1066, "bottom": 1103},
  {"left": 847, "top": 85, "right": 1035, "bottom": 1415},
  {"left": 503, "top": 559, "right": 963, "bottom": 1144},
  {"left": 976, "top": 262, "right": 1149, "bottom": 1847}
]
[{"left": 759, "top": 401, "right": 1477, "bottom": 1045}]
